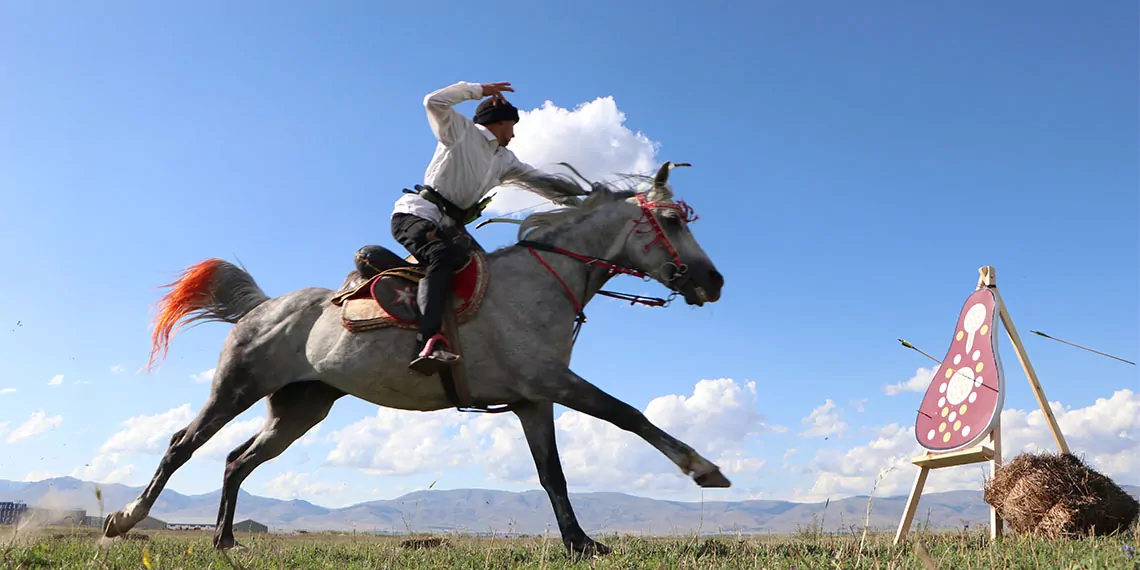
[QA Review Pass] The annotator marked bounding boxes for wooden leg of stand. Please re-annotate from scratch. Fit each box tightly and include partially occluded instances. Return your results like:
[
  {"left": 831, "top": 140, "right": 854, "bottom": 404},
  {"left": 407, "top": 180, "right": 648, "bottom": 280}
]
[
  {"left": 989, "top": 421, "right": 1003, "bottom": 540},
  {"left": 894, "top": 466, "right": 930, "bottom": 545}
]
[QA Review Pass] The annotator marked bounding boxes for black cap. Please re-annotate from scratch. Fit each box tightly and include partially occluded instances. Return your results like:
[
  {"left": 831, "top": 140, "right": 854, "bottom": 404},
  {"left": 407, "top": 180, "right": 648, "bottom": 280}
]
[{"left": 473, "top": 97, "right": 520, "bottom": 125}]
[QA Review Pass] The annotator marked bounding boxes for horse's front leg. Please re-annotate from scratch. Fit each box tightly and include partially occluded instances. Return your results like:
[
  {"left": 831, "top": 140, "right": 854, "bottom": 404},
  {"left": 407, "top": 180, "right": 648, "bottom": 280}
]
[
  {"left": 512, "top": 400, "right": 611, "bottom": 558},
  {"left": 538, "top": 368, "right": 731, "bottom": 488}
]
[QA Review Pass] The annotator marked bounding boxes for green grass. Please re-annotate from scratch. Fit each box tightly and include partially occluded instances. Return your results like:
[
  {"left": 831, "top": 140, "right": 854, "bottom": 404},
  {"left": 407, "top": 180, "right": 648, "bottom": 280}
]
[{"left": 0, "top": 524, "right": 1136, "bottom": 569}]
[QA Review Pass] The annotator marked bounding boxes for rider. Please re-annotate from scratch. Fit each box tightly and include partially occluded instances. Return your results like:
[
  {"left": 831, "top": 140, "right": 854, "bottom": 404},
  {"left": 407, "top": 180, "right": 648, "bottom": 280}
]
[{"left": 391, "top": 80, "right": 575, "bottom": 375}]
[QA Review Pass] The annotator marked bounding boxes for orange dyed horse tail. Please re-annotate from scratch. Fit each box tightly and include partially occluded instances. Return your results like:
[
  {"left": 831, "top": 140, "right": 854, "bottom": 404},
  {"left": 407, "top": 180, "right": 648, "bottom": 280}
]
[{"left": 146, "top": 258, "right": 269, "bottom": 372}]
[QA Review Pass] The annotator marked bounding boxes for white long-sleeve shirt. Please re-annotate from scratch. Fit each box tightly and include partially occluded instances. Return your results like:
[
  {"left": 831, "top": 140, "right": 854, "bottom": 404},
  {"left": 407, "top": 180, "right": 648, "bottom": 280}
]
[{"left": 391, "top": 81, "right": 543, "bottom": 226}]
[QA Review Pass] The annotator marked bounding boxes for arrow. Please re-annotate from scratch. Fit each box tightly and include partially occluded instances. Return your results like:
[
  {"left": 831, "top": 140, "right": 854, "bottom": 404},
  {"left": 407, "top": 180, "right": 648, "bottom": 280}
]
[
  {"left": 897, "top": 338, "right": 941, "bottom": 365},
  {"left": 897, "top": 338, "right": 1000, "bottom": 393},
  {"left": 1029, "top": 330, "right": 1135, "bottom": 366}
]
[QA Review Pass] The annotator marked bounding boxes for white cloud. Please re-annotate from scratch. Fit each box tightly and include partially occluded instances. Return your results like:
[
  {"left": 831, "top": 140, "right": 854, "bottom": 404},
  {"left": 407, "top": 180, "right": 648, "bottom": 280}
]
[
  {"left": 71, "top": 405, "right": 263, "bottom": 488},
  {"left": 262, "top": 472, "right": 347, "bottom": 500},
  {"left": 325, "top": 409, "right": 472, "bottom": 476},
  {"left": 299, "top": 424, "right": 325, "bottom": 446},
  {"left": 23, "top": 471, "right": 63, "bottom": 482},
  {"left": 322, "top": 378, "right": 774, "bottom": 496},
  {"left": 99, "top": 404, "right": 194, "bottom": 455},
  {"left": 794, "top": 423, "right": 933, "bottom": 502},
  {"left": 794, "top": 389, "right": 1140, "bottom": 502},
  {"left": 195, "top": 416, "right": 265, "bottom": 461},
  {"left": 48, "top": 374, "right": 63, "bottom": 386},
  {"left": 799, "top": 399, "right": 848, "bottom": 439},
  {"left": 110, "top": 365, "right": 124, "bottom": 374},
  {"left": 71, "top": 453, "right": 135, "bottom": 484},
  {"left": 72, "top": 405, "right": 195, "bottom": 484},
  {"left": 483, "top": 378, "right": 778, "bottom": 493},
  {"left": 486, "top": 96, "right": 660, "bottom": 215},
  {"left": 7, "top": 411, "right": 64, "bottom": 443},
  {"left": 999, "top": 389, "right": 1140, "bottom": 478},
  {"left": 850, "top": 398, "right": 870, "bottom": 413},
  {"left": 0, "top": 388, "right": 16, "bottom": 395},
  {"left": 883, "top": 367, "right": 935, "bottom": 396},
  {"left": 191, "top": 368, "right": 215, "bottom": 384}
]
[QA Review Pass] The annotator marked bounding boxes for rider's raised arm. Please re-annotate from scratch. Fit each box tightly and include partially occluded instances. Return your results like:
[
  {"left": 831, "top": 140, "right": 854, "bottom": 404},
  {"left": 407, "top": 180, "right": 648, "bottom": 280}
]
[
  {"left": 423, "top": 81, "right": 483, "bottom": 146},
  {"left": 502, "top": 156, "right": 583, "bottom": 206}
]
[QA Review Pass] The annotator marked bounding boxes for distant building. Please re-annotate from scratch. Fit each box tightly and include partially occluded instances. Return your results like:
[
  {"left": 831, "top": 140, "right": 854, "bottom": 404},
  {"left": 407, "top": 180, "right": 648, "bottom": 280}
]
[
  {"left": 0, "top": 502, "right": 28, "bottom": 525},
  {"left": 168, "top": 523, "right": 216, "bottom": 531},
  {"left": 233, "top": 519, "right": 268, "bottom": 533}
]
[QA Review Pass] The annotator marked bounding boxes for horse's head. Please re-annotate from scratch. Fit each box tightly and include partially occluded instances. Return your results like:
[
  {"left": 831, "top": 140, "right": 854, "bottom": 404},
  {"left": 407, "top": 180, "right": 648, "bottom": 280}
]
[{"left": 616, "top": 162, "right": 724, "bottom": 306}]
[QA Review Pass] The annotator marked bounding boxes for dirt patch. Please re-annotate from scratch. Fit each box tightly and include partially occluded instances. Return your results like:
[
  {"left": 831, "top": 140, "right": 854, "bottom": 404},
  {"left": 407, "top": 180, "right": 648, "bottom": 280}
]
[{"left": 400, "top": 536, "right": 449, "bottom": 549}]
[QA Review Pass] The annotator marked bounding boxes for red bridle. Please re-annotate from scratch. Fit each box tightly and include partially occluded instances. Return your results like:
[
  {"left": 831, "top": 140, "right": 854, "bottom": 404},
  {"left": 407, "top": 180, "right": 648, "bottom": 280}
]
[
  {"left": 631, "top": 193, "right": 699, "bottom": 284},
  {"left": 519, "top": 192, "right": 700, "bottom": 346}
]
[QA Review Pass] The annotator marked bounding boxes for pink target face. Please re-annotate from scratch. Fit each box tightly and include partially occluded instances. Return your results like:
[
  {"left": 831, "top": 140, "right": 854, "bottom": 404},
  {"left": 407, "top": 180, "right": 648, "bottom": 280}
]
[{"left": 915, "top": 288, "right": 1005, "bottom": 452}]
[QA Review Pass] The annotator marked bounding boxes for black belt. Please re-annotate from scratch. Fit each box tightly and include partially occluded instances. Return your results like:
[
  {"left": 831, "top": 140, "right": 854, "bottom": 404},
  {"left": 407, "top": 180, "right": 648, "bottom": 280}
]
[{"left": 403, "top": 184, "right": 493, "bottom": 226}]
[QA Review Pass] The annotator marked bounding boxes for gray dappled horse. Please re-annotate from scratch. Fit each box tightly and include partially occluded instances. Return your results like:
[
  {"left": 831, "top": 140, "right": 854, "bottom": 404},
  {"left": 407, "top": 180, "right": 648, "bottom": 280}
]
[{"left": 102, "top": 162, "right": 728, "bottom": 557}]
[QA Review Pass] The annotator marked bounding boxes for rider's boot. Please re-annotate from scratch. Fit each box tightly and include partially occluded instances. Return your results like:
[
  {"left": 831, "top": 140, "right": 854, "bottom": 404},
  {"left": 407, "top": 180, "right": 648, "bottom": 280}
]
[
  {"left": 408, "top": 244, "right": 460, "bottom": 376},
  {"left": 409, "top": 331, "right": 460, "bottom": 376}
]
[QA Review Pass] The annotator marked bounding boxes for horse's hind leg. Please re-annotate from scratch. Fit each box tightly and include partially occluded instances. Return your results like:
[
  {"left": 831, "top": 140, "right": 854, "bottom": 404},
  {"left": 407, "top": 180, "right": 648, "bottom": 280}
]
[
  {"left": 212, "top": 381, "right": 344, "bottom": 550},
  {"left": 102, "top": 362, "right": 270, "bottom": 539},
  {"left": 542, "top": 369, "right": 731, "bottom": 488}
]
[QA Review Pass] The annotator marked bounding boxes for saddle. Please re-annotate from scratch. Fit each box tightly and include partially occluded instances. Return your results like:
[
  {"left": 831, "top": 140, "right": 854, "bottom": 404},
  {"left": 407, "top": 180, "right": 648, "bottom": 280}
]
[
  {"left": 331, "top": 242, "right": 489, "bottom": 333},
  {"left": 330, "top": 198, "right": 509, "bottom": 414}
]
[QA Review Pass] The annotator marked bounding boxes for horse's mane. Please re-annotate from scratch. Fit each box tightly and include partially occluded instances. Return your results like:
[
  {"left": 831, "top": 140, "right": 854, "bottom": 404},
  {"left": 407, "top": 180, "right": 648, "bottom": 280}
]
[{"left": 508, "top": 169, "right": 656, "bottom": 241}]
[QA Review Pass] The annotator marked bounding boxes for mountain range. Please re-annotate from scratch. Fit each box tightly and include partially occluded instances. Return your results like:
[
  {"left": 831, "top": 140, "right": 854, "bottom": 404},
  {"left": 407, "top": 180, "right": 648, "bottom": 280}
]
[{"left": 2, "top": 477, "right": 1137, "bottom": 536}]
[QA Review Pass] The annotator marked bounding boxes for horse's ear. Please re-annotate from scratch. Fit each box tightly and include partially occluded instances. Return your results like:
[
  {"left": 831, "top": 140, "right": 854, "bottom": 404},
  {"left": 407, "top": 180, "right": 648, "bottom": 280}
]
[
  {"left": 648, "top": 161, "right": 690, "bottom": 202},
  {"left": 653, "top": 162, "right": 674, "bottom": 187}
]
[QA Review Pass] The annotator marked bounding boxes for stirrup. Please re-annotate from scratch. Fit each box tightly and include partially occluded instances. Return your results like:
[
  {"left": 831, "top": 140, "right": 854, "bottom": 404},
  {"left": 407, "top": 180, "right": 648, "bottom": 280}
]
[{"left": 409, "top": 334, "right": 461, "bottom": 376}]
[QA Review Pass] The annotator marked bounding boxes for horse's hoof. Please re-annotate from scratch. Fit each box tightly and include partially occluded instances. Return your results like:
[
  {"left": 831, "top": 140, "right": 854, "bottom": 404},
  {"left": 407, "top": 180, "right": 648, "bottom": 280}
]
[
  {"left": 568, "top": 537, "right": 611, "bottom": 559},
  {"left": 102, "top": 512, "right": 126, "bottom": 538},
  {"left": 695, "top": 469, "right": 732, "bottom": 488},
  {"left": 213, "top": 535, "right": 248, "bottom": 552}
]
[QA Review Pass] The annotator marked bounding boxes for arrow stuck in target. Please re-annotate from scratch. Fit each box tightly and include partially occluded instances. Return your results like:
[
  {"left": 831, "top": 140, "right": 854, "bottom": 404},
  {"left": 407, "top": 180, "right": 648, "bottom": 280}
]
[{"left": 897, "top": 338, "right": 941, "bottom": 365}]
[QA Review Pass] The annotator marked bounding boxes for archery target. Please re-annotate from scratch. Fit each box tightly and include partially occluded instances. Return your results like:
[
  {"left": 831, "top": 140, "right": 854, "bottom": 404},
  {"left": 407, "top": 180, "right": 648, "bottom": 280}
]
[{"left": 915, "top": 288, "right": 1005, "bottom": 452}]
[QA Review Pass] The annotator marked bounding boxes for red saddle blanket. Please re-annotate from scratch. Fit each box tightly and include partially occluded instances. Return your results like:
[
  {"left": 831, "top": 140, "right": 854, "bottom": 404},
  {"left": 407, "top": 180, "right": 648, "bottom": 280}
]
[{"left": 331, "top": 250, "right": 489, "bottom": 332}]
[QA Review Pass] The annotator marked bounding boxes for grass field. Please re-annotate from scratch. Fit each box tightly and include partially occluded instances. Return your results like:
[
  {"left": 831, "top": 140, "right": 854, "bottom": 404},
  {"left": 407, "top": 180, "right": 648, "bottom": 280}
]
[{"left": 0, "top": 522, "right": 1136, "bottom": 569}]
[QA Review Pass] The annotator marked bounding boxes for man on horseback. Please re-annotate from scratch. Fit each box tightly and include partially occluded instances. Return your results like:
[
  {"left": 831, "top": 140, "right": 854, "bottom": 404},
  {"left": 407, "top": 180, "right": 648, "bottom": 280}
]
[{"left": 391, "top": 80, "right": 575, "bottom": 375}]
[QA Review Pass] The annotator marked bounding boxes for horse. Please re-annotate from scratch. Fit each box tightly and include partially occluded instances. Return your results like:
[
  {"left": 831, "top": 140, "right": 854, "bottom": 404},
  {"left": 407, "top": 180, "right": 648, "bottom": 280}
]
[{"left": 100, "top": 161, "right": 728, "bottom": 558}]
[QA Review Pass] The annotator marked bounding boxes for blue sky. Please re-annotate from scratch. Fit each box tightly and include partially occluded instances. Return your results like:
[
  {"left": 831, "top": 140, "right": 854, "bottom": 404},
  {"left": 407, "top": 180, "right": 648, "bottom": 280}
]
[{"left": 1, "top": 1, "right": 1136, "bottom": 514}]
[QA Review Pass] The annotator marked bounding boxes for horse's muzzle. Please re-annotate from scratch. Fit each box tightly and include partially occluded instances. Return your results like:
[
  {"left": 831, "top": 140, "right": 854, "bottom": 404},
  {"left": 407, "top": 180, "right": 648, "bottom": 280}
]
[{"left": 674, "top": 264, "right": 724, "bottom": 306}]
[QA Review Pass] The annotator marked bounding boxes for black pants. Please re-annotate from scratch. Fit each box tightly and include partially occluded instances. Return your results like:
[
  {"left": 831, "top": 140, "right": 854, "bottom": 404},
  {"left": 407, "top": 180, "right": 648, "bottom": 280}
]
[{"left": 391, "top": 213, "right": 454, "bottom": 345}]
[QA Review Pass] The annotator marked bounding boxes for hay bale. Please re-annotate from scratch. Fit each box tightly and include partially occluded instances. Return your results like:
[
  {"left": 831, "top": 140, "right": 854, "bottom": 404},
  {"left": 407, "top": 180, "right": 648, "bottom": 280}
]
[{"left": 983, "top": 451, "right": 1139, "bottom": 538}]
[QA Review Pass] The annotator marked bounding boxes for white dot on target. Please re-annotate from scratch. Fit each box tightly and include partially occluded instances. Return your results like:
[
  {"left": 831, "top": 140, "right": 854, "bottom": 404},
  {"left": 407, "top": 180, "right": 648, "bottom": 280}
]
[
  {"left": 927, "top": 429, "right": 935, "bottom": 440},
  {"left": 969, "top": 392, "right": 977, "bottom": 403},
  {"left": 962, "top": 425, "right": 971, "bottom": 437},
  {"left": 972, "top": 350, "right": 981, "bottom": 361}
]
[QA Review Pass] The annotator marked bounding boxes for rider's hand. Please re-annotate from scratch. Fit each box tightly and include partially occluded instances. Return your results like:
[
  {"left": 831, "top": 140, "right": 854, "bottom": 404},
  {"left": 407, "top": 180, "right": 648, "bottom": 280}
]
[{"left": 481, "top": 82, "right": 514, "bottom": 104}]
